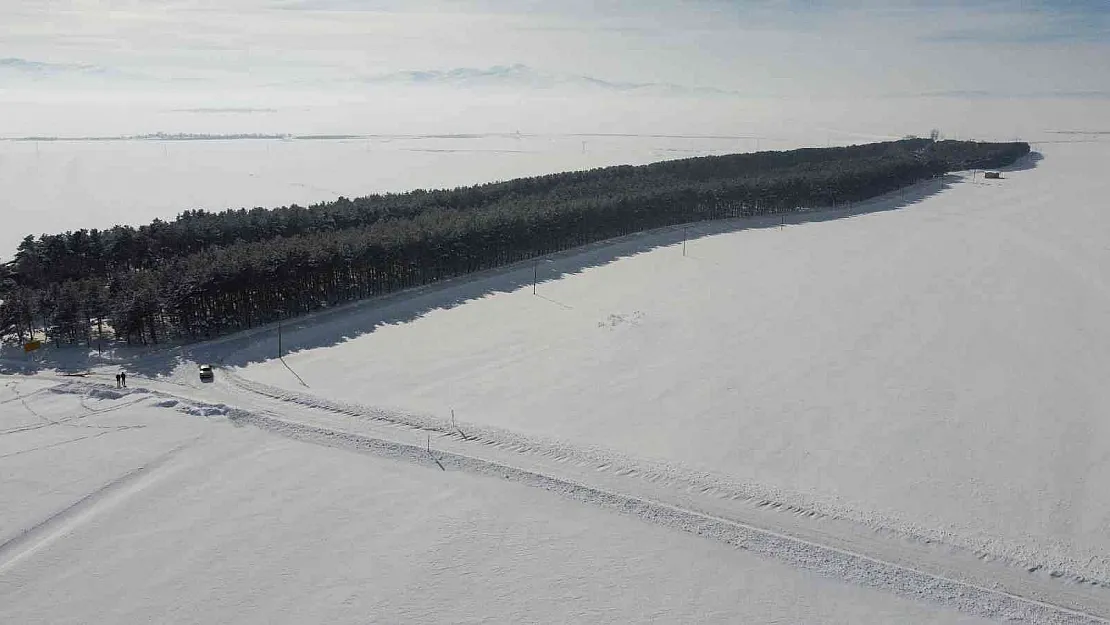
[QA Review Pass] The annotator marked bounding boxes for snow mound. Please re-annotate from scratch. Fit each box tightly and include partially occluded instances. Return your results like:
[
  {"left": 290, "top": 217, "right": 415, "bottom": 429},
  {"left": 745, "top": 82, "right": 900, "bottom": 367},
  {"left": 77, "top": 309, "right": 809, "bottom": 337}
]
[
  {"left": 598, "top": 310, "right": 645, "bottom": 329},
  {"left": 49, "top": 381, "right": 136, "bottom": 400},
  {"left": 87, "top": 388, "right": 126, "bottom": 400},
  {"left": 178, "top": 403, "right": 230, "bottom": 417}
]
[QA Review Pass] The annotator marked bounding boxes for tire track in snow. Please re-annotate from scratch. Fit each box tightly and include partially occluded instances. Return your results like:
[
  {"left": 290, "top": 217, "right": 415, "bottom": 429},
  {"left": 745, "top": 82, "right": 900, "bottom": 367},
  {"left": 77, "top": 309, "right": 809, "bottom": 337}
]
[
  {"left": 200, "top": 370, "right": 1106, "bottom": 623},
  {"left": 225, "top": 366, "right": 1110, "bottom": 579},
  {"left": 228, "top": 407, "right": 1105, "bottom": 625},
  {"left": 0, "top": 438, "right": 200, "bottom": 574},
  {"left": 218, "top": 367, "right": 1110, "bottom": 588},
  {"left": 221, "top": 368, "right": 799, "bottom": 512},
  {"left": 0, "top": 384, "right": 148, "bottom": 436},
  {"left": 0, "top": 426, "right": 146, "bottom": 460},
  {"left": 0, "top": 379, "right": 17, "bottom": 404},
  {"left": 32, "top": 374, "right": 1110, "bottom": 623}
]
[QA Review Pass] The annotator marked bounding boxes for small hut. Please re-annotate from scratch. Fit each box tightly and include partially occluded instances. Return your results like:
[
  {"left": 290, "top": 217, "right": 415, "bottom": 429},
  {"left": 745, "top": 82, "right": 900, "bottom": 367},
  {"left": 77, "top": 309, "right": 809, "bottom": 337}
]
[{"left": 984, "top": 171, "right": 1002, "bottom": 179}]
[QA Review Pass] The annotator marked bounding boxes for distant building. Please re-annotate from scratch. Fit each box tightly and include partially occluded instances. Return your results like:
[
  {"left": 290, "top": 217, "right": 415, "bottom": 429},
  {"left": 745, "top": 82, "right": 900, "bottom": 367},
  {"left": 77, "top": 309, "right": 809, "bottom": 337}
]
[{"left": 984, "top": 171, "right": 1001, "bottom": 179}]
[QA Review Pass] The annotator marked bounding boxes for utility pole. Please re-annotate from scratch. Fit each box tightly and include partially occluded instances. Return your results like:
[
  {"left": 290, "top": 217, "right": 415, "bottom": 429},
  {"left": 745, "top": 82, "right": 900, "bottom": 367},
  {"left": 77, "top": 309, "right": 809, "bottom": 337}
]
[
  {"left": 682, "top": 226, "right": 688, "bottom": 256},
  {"left": 278, "top": 319, "right": 283, "bottom": 358},
  {"left": 533, "top": 258, "right": 538, "bottom": 295}
]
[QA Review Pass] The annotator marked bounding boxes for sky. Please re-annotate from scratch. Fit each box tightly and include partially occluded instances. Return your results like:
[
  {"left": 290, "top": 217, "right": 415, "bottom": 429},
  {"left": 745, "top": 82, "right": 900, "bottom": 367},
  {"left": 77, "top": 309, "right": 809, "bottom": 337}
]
[{"left": 1, "top": 0, "right": 1108, "bottom": 137}]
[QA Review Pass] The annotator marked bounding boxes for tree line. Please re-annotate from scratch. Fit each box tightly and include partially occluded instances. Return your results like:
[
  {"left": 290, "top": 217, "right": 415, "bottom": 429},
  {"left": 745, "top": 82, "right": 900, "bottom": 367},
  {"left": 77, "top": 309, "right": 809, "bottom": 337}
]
[{"left": 0, "top": 138, "right": 1029, "bottom": 347}]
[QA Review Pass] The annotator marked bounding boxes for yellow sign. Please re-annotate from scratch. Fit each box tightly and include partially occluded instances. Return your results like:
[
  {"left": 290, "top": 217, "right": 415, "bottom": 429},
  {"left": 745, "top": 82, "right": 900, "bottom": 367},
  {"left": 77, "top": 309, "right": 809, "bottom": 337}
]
[{"left": 24, "top": 340, "right": 42, "bottom": 353}]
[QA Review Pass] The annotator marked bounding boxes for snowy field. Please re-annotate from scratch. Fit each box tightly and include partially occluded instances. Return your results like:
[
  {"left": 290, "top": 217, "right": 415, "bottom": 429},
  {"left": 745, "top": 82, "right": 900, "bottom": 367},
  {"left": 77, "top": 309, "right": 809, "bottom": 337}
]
[
  {"left": 6, "top": 0, "right": 1110, "bottom": 620},
  {"left": 0, "top": 378, "right": 992, "bottom": 624},
  {"left": 2, "top": 94, "right": 1102, "bottom": 262},
  {"left": 217, "top": 137, "right": 1110, "bottom": 618},
  {"left": 0, "top": 132, "right": 760, "bottom": 261},
  {"left": 5, "top": 102, "right": 1110, "bottom": 622}
]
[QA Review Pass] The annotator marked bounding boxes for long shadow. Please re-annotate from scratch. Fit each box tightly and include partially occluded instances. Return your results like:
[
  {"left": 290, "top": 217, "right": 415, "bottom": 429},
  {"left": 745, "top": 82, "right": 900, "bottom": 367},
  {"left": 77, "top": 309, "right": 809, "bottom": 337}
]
[
  {"left": 1, "top": 159, "right": 1041, "bottom": 380},
  {"left": 998, "top": 151, "right": 1042, "bottom": 173},
  {"left": 0, "top": 343, "right": 187, "bottom": 378},
  {"left": 193, "top": 172, "right": 966, "bottom": 372}
]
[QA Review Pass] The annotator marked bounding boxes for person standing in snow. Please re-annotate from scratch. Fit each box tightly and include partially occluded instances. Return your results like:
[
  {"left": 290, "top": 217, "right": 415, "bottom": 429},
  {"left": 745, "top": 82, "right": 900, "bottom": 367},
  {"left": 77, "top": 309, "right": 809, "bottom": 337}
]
[
  {"left": 120, "top": 372, "right": 127, "bottom": 388},
  {"left": 115, "top": 373, "right": 121, "bottom": 388}
]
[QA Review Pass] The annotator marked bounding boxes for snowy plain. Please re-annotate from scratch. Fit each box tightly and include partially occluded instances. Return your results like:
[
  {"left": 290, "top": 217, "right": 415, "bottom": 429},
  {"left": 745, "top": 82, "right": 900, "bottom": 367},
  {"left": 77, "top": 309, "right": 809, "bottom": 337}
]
[
  {"left": 0, "top": 379, "right": 994, "bottom": 624},
  {"left": 238, "top": 138, "right": 1110, "bottom": 581},
  {"left": 0, "top": 130, "right": 758, "bottom": 261},
  {"left": 5, "top": 0, "right": 1110, "bottom": 619},
  {"left": 2, "top": 93, "right": 1102, "bottom": 261},
  {"left": 4, "top": 97, "right": 1110, "bottom": 622}
]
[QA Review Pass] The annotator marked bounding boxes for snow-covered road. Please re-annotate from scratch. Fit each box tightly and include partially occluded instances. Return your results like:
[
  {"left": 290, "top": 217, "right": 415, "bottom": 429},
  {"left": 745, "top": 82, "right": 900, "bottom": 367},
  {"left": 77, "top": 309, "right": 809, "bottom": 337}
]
[
  {"left": 227, "top": 140, "right": 1110, "bottom": 598},
  {"left": 1, "top": 373, "right": 1000, "bottom": 624},
  {"left": 5, "top": 139, "right": 1110, "bottom": 623},
  {"left": 2, "top": 344, "right": 1102, "bottom": 623}
]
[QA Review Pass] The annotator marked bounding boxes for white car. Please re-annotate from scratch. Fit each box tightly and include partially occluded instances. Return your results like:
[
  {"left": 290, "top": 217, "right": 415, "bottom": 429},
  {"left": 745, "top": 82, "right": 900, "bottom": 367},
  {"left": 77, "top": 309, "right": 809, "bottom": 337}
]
[{"left": 198, "top": 364, "right": 214, "bottom": 381}]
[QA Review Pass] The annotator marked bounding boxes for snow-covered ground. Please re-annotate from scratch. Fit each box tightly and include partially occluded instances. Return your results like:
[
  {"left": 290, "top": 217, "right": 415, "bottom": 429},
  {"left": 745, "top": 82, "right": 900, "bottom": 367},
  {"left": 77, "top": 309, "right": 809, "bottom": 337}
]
[
  {"left": 5, "top": 0, "right": 1110, "bottom": 619},
  {"left": 0, "top": 132, "right": 758, "bottom": 260},
  {"left": 0, "top": 378, "right": 994, "bottom": 624},
  {"left": 5, "top": 106, "right": 1110, "bottom": 622},
  {"left": 3, "top": 93, "right": 1104, "bottom": 261},
  {"left": 223, "top": 138, "right": 1110, "bottom": 613}
]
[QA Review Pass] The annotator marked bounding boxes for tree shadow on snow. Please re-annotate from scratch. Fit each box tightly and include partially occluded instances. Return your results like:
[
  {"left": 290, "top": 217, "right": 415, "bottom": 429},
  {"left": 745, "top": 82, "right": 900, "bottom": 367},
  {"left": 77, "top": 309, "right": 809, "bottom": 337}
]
[
  {"left": 194, "top": 171, "right": 973, "bottom": 375},
  {"left": 998, "top": 151, "right": 1042, "bottom": 173},
  {"left": 1, "top": 156, "right": 1043, "bottom": 382}
]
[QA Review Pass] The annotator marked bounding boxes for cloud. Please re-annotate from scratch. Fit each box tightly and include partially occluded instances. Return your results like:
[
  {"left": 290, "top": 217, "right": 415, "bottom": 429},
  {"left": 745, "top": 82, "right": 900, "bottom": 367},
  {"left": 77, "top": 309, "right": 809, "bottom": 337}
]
[
  {"left": 172, "top": 107, "right": 280, "bottom": 114},
  {"left": 0, "top": 57, "right": 106, "bottom": 75},
  {"left": 362, "top": 64, "right": 741, "bottom": 97},
  {"left": 0, "top": 57, "right": 155, "bottom": 86},
  {"left": 1, "top": 1, "right": 1106, "bottom": 107},
  {"left": 273, "top": 0, "right": 417, "bottom": 10},
  {"left": 916, "top": 0, "right": 1109, "bottom": 45},
  {"left": 370, "top": 64, "right": 551, "bottom": 88},
  {"left": 893, "top": 89, "right": 1110, "bottom": 100},
  {"left": 920, "top": 26, "right": 1105, "bottom": 45}
]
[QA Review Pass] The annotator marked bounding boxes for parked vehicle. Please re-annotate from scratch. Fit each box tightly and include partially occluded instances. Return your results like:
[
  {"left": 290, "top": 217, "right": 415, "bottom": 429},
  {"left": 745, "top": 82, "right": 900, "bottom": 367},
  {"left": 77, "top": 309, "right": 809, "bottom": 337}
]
[{"left": 199, "top": 364, "right": 214, "bottom": 381}]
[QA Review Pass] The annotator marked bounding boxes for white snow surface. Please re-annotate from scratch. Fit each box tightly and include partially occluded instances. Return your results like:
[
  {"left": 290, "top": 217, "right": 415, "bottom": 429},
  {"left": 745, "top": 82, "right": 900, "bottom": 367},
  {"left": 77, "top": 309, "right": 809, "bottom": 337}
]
[
  {"left": 236, "top": 139, "right": 1110, "bottom": 590},
  {"left": 3, "top": 94, "right": 1105, "bottom": 262},
  {"left": 0, "top": 380, "right": 991, "bottom": 624},
  {"left": 5, "top": 105, "right": 1110, "bottom": 622}
]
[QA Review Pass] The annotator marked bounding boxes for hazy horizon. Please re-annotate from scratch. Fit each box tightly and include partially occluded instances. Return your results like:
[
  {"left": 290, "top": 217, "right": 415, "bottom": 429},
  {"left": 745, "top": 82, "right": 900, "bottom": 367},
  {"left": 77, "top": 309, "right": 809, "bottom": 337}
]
[
  {"left": 2, "top": 0, "right": 1108, "bottom": 258},
  {"left": 6, "top": 4, "right": 1110, "bottom": 622},
  {"left": 2, "top": 0, "right": 1108, "bottom": 137}
]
